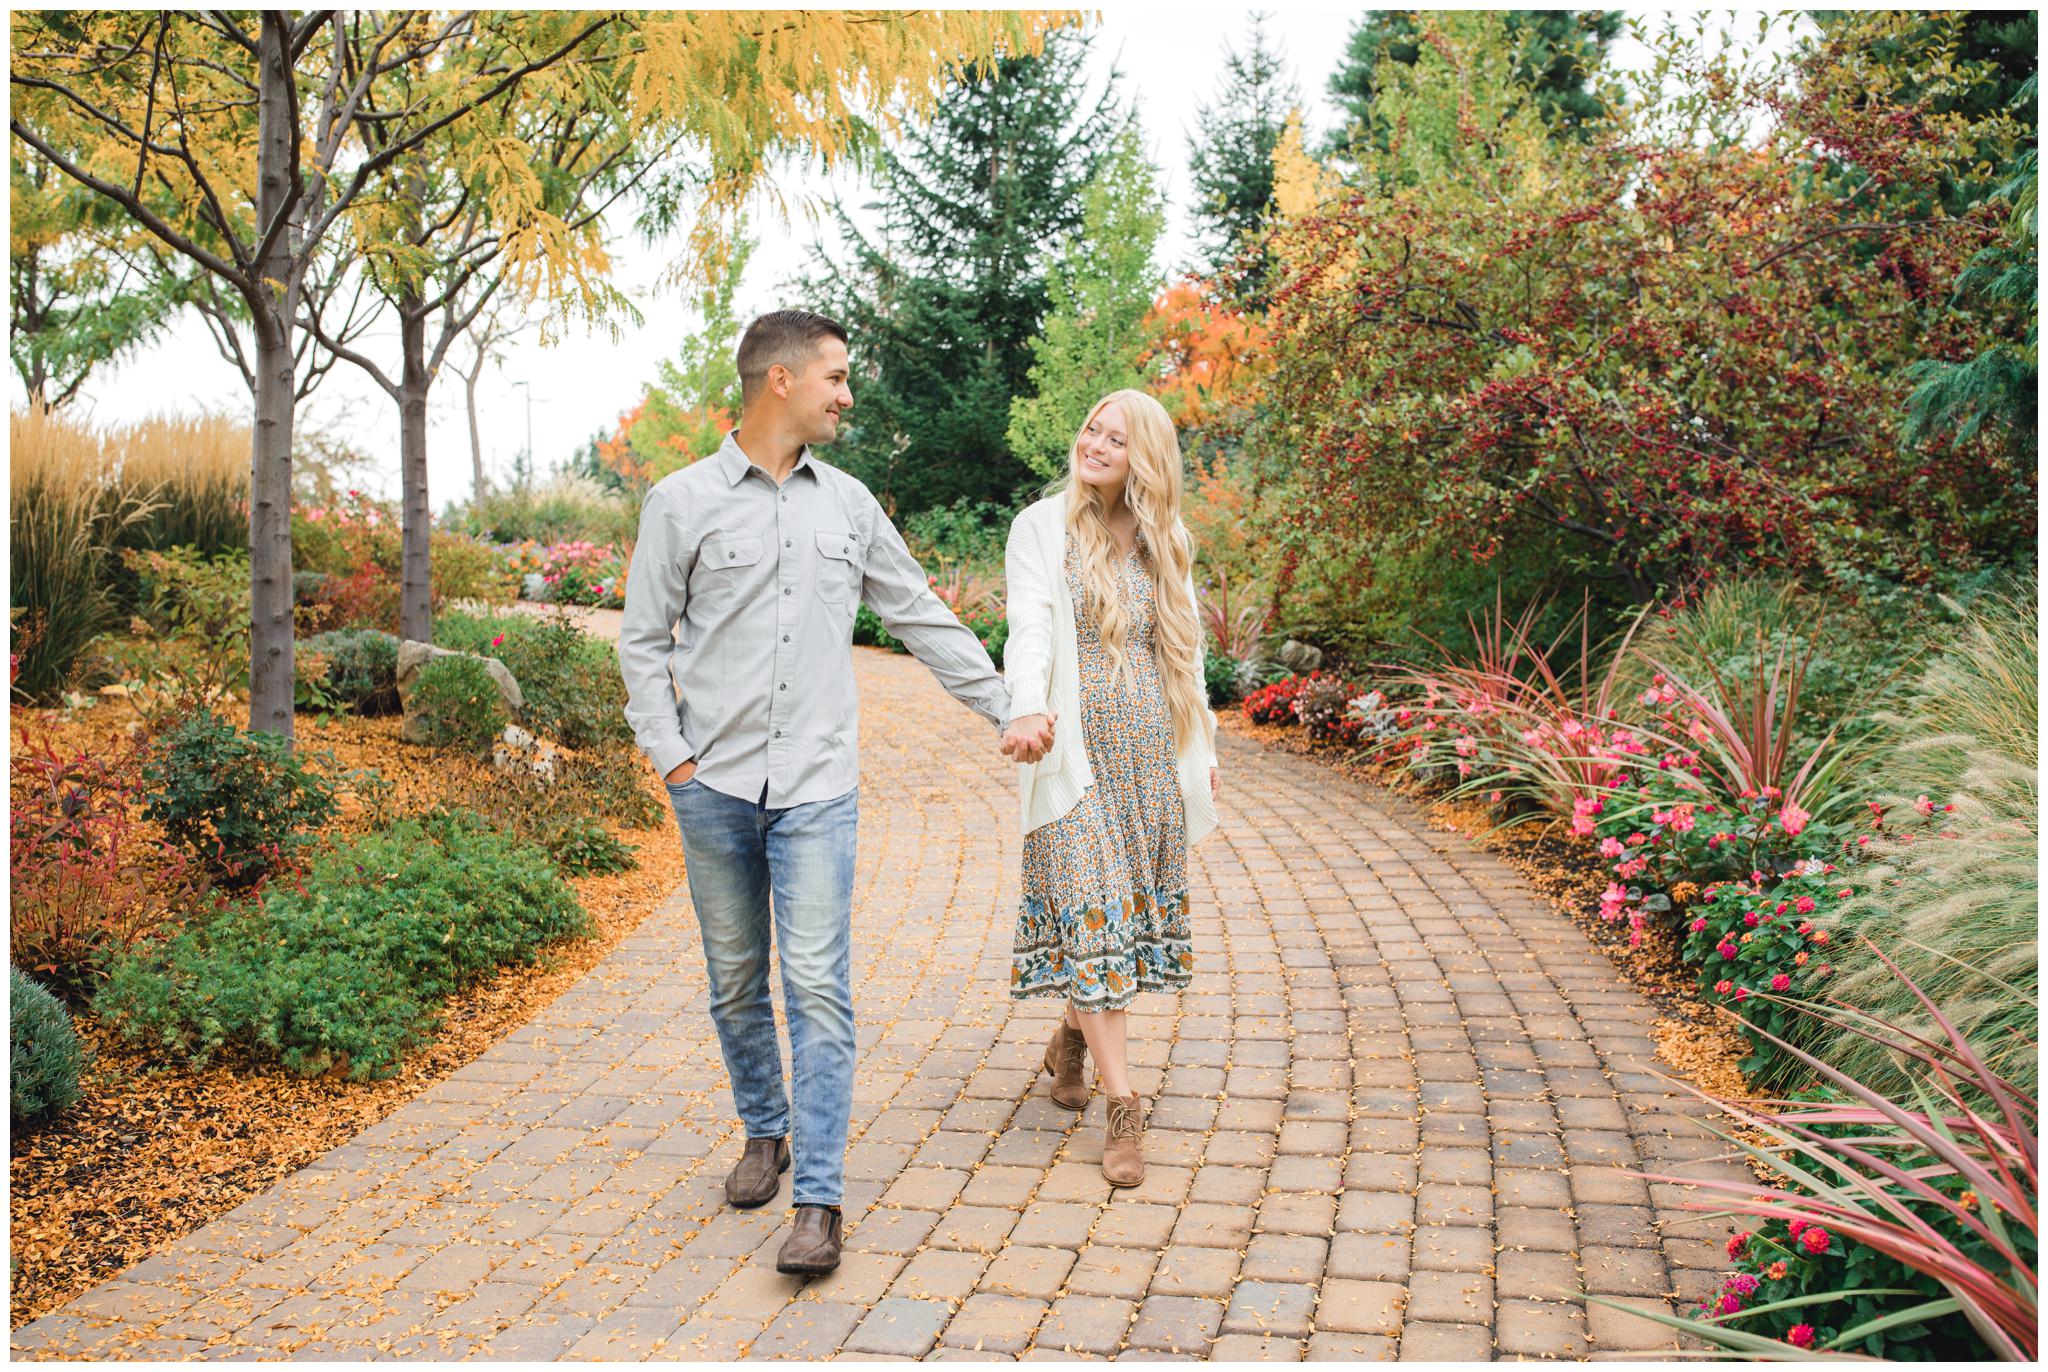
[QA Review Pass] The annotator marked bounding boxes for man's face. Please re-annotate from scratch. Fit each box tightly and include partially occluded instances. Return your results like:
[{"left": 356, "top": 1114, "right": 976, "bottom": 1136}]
[{"left": 779, "top": 337, "right": 854, "bottom": 446}]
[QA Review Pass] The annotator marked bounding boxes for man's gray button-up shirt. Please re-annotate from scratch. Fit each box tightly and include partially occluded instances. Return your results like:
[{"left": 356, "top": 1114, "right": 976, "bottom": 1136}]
[{"left": 617, "top": 432, "right": 1012, "bottom": 808}]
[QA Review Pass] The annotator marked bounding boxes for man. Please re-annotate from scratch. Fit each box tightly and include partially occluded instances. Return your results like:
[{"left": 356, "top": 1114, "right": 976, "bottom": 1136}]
[{"left": 618, "top": 309, "right": 1056, "bottom": 1275}]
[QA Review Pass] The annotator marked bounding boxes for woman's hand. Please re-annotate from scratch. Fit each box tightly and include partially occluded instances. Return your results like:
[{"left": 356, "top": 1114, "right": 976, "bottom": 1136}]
[{"left": 1001, "top": 712, "right": 1057, "bottom": 765}]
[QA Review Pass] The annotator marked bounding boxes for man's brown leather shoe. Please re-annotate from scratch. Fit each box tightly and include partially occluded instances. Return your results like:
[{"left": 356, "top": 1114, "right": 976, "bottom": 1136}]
[
  {"left": 775, "top": 1204, "right": 843, "bottom": 1275},
  {"left": 725, "top": 1136, "right": 790, "bottom": 1209}
]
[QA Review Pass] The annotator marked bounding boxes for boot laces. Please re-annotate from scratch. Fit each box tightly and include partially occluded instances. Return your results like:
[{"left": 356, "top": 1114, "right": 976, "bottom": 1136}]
[{"left": 1108, "top": 1097, "right": 1143, "bottom": 1140}]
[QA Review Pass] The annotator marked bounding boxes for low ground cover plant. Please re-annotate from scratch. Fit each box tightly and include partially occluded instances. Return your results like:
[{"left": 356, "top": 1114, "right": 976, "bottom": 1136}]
[{"left": 95, "top": 812, "right": 589, "bottom": 1081}]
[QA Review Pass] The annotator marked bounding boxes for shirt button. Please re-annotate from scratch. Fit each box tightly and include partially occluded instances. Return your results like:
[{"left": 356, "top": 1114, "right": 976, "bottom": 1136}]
[
  {"left": 774, "top": 730, "right": 782, "bottom": 738},
  {"left": 785, "top": 539, "right": 792, "bottom": 547},
  {"left": 779, "top": 683, "right": 787, "bottom": 691},
  {"left": 782, "top": 635, "right": 790, "bottom": 643},
  {"left": 783, "top": 587, "right": 792, "bottom": 596}
]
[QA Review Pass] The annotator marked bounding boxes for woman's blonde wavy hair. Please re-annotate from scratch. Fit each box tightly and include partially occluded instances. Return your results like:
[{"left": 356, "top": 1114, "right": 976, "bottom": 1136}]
[{"left": 1052, "top": 389, "right": 1213, "bottom": 757}]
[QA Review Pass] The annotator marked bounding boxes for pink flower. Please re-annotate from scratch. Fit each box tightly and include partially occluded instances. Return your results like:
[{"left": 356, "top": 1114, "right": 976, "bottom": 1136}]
[
  {"left": 1914, "top": 794, "right": 1934, "bottom": 816},
  {"left": 1733, "top": 987, "right": 1749, "bottom": 1001},
  {"left": 1714, "top": 979, "right": 1733, "bottom": 995},
  {"left": 1689, "top": 918, "right": 1708, "bottom": 933},
  {"left": 1726, "top": 1231, "right": 1750, "bottom": 1259},
  {"left": 1570, "top": 795, "right": 1603, "bottom": 837},
  {"left": 1787, "top": 1325, "right": 1815, "bottom": 1349},
  {"left": 1743, "top": 911, "right": 1760, "bottom": 928},
  {"left": 1795, "top": 896, "right": 1816, "bottom": 914},
  {"left": 491, "top": 634, "right": 506, "bottom": 648},
  {"left": 1717, "top": 1292, "right": 1744, "bottom": 1315},
  {"left": 1800, "top": 1227, "right": 1830, "bottom": 1255},
  {"left": 1787, "top": 1217, "right": 1807, "bottom": 1237},
  {"left": 1717, "top": 941, "right": 1739, "bottom": 960},
  {"left": 1770, "top": 973, "right": 1791, "bottom": 992},
  {"left": 1778, "top": 802, "right": 1810, "bottom": 836},
  {"left": 1600, "top": 837, "right": 1626, "bottom": 858}
]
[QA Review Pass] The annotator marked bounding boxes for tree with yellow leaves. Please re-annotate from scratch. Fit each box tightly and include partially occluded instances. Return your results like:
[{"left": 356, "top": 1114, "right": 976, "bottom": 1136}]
[{"left": 11, "top": 9, "right": 1077, "bottom": 742}]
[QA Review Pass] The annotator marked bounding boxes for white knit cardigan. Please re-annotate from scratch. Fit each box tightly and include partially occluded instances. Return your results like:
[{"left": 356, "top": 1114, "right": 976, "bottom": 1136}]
[{"left": 1003, "top": 493, "right": 1220, "bottom": 844}]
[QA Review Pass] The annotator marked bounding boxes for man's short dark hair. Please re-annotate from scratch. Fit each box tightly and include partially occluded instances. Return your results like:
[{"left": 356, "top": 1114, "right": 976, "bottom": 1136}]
[{"left": 736, "top": 310, "right": 849, "bottom": 406}]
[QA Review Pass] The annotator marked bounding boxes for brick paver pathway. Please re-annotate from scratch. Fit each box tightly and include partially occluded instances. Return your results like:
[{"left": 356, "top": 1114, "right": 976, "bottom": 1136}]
[{"left": 15, "top": 648, "right": 1746, "bottom": 1361}]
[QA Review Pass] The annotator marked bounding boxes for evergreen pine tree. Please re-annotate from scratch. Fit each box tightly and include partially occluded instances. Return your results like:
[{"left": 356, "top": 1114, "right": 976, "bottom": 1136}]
[
  {"left": 808, "top": 32, "right": 1127, "bottom": 515},
  {"left": 1186, "top": 13, "right": 1301, "bottom": 302},
  {"left": 1328, "top": 10, "right": 1622, "bottom": 154}
]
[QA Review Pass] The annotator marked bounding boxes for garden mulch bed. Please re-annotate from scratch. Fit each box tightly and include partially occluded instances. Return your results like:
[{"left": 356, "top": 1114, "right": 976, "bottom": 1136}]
[
  {"left": 1221, "top": 712, "right": 1758, "bottom": 1100},
  {"left": 8, "top": 705, "right": 685, "bottom": 1328}
]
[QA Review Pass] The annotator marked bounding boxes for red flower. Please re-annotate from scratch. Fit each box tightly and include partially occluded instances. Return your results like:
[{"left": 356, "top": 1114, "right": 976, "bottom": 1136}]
[
  {"left": 1726, "top": 1231, "right": 1750, "bottom": 1259},
  {"left": 1800, "top": 1226, "right": 1830, "bottom": 1255},
  {"left": 1770, "top": 973, "right": 1791, "bottom": 992},
  {"left": 1714, "top": 979, "right": 1733, "bottom": 996},
  {"left": 1787, "top": 1324, "right": 1816, "bottom": 1349}
]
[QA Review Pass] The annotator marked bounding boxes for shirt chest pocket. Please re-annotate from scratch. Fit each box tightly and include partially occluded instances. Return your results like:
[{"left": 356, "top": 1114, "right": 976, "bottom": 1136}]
[
  {"left": 691, "top": 532, "right": 764, "bottom": 612},
  {"left": 814, "top": 530, "right": 864, "bottom": 610}
]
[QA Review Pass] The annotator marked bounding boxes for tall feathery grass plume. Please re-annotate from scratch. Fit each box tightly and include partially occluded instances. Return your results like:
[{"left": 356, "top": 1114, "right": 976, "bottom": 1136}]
[
  {"left": 9, "top": 408, "right": 160, "bottom": 701},
  {"left": 113, "top": 413, "right": 250, "bottom": 559},
  {"left": 1808, "top": 586, "right": 2038, "bottom": 1097}
]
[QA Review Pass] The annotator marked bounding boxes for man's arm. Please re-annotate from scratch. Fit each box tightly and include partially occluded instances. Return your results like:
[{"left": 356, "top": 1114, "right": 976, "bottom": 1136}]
[
  {"left": 617, "top": 487, "right": 698, "bottom": 779},
  {"left": 859, "top": 497, "right": 1011, "bottom": 731}
]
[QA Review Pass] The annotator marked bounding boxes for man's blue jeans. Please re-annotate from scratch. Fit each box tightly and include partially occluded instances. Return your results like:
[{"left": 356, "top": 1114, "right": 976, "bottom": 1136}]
[{"left": 665, "top": 777, "right": 857, "bottom": 1208}]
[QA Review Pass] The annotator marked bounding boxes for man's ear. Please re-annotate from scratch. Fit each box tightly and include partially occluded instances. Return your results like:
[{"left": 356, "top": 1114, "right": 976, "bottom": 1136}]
[{"left": 767, "top": 362, "right": 793, "bottom": 399}]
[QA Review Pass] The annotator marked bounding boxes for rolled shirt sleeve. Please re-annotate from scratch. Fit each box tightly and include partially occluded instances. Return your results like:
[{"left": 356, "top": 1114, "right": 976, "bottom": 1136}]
[
  {"left": 859, "top": 495, "right": 1012, "bottom": 733},
  {"left": 617, "top": 486, "right": 699, "bottom": 780}
]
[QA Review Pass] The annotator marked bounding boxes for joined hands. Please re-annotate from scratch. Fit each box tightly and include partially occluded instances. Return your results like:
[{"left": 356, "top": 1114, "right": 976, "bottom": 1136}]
[{"left": 1000, "top": 712, "right": 1058, "bottom": 765}]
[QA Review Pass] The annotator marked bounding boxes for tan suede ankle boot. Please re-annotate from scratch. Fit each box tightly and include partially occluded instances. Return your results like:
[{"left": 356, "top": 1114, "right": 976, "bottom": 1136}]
[
  {"left": 1103, "top": 1093, "right": 1145, "bottom": 1187},
  {"left": 1043, "top": 1021, "right": 1090, "bottom": 1110}
]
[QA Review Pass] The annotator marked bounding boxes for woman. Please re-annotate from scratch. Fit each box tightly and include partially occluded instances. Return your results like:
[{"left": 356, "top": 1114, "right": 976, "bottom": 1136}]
[{"left": 998, "top": 388, "right": 1220, "bottom": 1187}]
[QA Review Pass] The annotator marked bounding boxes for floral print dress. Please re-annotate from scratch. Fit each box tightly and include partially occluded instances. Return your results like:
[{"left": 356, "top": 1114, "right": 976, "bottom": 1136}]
[{"left": 1011, "top": 531, "right": 1194, "bottom": 1012}]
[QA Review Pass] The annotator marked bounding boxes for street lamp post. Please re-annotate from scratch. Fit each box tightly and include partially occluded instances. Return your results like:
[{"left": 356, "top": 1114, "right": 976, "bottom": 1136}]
[{"left": 512, "top": 380, "right": 534, "bottom": 477}]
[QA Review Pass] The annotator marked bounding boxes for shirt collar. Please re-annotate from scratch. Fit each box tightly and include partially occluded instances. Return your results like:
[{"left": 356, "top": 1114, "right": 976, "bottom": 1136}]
[{"left": 718, "top": 430, "right": 819, "bottom": 487}]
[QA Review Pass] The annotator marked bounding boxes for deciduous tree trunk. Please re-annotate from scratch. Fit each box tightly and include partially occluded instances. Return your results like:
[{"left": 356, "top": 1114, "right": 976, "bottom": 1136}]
[
  {"left": 248, "top": 13, "right": 300, "bottom": 740},
  {"left": 399, "top": 292, "right": 433, "bottom": 646}
]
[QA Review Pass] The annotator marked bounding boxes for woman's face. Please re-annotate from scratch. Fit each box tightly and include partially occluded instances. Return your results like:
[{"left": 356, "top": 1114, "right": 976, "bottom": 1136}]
[{"left": 1075, "top": 401, "right": 1131, "bottom": 495}]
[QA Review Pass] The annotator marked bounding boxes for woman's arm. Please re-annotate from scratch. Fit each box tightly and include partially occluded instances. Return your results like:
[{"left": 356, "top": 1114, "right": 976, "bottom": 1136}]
[{"left": 1004, "top": 510, "right": 1057, "bottom": 722}]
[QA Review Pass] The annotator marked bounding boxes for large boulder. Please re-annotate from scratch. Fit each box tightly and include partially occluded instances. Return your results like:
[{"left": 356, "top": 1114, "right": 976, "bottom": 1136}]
[
  {"left": 1274, "top": 639, "right": 1324, "bottom": 676},
  {"left": 395, "top": 640, "right": 524, "bottom": 745}
]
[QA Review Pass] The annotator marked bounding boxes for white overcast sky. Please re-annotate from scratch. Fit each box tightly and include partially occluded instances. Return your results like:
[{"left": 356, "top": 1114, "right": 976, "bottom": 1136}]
[{"left": 22, "top": 7, "right": 1802, "bottom": 510}]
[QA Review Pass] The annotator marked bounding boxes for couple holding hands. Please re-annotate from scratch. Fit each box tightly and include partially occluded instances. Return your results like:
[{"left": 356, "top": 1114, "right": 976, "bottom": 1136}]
[{"left": 618, "top": 309, "right": 1220, "bottom": 1276}]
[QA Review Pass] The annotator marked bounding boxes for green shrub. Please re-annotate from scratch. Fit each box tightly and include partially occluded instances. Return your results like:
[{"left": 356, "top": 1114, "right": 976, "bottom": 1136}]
[
  {"left": 901, "top": 498, "right": 1013, "bottom": 575},
  {"left": 430, "top": 529, "right": 521, "bottom": 606},
  {"left": 441, "top": 747, "right": 649, "bottom": 873},
  {"left": 450, "top": 476, "right": 637, "bottom": 549},
  {"left": 434, "top": 609, "right": 630, "bottom": 750},
  {"left": 530, "top": 812, "right": 638, "bottom": 875},
  {"left": 12, "top": 966, "right": 85, "bottom": 1127},
  {"left": 408, "top": 654, "right": 511, "bottom": 753},
  {"left": 299, "top": 629, "right": 400, "bottom": 715},
  {"left": 142, "top": 711, "right": 340, "bottom": 888},
  {"left": 557, "top": 750, "right": 667, "bottom": 830},
  {"left": 95, "top": 813, "right": 588, "bottom": 1080}
]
